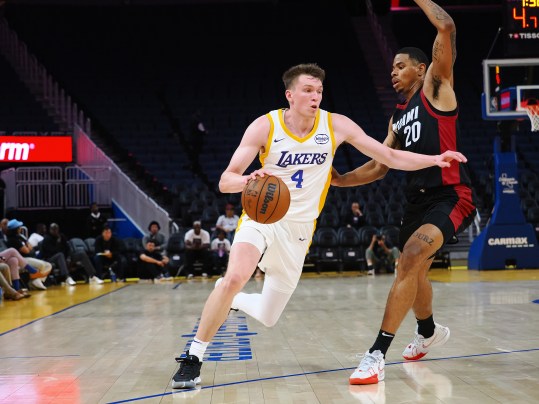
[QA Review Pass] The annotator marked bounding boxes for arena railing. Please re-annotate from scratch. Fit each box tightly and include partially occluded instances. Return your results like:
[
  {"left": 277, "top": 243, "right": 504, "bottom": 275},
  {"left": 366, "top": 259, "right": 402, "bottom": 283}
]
[{"left": 74, "top": 125, "right": 171, "bottom": 238}]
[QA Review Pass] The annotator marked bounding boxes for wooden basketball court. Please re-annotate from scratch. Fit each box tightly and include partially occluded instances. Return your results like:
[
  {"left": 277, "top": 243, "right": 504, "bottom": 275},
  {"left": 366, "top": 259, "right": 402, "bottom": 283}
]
[{"left": 1, "top": 269, "right": 538, "bottom": 403}]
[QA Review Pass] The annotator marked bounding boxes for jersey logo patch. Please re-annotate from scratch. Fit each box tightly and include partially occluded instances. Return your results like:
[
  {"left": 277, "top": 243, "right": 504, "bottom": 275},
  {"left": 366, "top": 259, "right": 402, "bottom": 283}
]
[{"left": 315, "top": 134, "right": 329, "bottom": 144}]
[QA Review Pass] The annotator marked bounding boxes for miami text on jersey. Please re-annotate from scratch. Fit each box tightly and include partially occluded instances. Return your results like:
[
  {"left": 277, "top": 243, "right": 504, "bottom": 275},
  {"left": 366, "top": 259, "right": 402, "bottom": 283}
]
[{"left": 392, "top": 105, "right": 419, "bottom": 132}]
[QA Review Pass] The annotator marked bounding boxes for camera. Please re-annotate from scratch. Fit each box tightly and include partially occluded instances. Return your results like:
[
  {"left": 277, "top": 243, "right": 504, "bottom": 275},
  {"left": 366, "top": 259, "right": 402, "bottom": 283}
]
[{"left": 376, "top": 234, "right": 382, "bottom": 241}]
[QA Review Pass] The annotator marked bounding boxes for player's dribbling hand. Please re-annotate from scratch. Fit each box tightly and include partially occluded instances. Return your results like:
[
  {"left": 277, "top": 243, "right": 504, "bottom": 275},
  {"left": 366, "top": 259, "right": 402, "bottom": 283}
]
[
  {"left": 435, "top": 150, "right": 467, "bottom": 168},
  {"left": 243, "top": 169, "right": 273, "bottom": 184}
]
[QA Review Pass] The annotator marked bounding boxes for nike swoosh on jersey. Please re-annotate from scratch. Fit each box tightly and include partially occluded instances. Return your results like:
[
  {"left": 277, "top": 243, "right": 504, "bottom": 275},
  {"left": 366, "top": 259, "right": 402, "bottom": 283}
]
[{"left": 274, "top": 138, "right": 285, "bottom": 142}]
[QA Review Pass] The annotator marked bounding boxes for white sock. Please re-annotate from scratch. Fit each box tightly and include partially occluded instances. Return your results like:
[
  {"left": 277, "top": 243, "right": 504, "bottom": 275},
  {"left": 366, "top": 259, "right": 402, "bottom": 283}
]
[{"left": 189, "top": 338, "right": 209, "bottom": 361}]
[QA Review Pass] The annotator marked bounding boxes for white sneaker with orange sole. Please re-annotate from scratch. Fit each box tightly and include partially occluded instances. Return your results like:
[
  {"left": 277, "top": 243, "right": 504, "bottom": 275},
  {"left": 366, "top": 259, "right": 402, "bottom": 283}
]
[
  {"left": 349, "top": 350, "right": 385, "bottom": 385},
  {"left": 402, "top": 323, "right": 450, "bottom": 360}
]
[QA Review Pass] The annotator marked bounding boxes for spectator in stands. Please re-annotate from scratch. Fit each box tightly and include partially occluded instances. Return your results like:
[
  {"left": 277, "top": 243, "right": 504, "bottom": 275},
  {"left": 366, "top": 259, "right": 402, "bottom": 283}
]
[
  {"left": 344, "top": 201, "right": 365, "bottom": 229},
  {"left": 138, "top": 240, "right": 171, "bottom": 281},
  {"left": 210, "top": 230, "right": 231, "bottom": 276},
  {"left": 365, "top": 234, "right": 400, "bottom": 276},
  {"left": 215, "top": 204, "right": 239, "bottom": 242},
  {"left": 28, "top": 223, "right": 47, "bottom": 248},
  {"left": 94, "top": 225, "right": 126, "bottom": 281},
  {"left": 0, "top": 262, "right": 26, "bottom": 300},
  {"left": 5, "top": 219, "right": 51, "bottom": 290},
  {"left": 184, "top": 220, "right": 212, "bottom": 279},
  {"left": 142, "top": 220, "right": 167, "bottom": 253},
  {"left": 41, "top": 223, "right": 103, "bottom": 285},
  {"left": 0, "top": 248, "right": 37, "bottom": 296},
  {"left": 86, "top": 202, "right": 107, "bottom": 238}
]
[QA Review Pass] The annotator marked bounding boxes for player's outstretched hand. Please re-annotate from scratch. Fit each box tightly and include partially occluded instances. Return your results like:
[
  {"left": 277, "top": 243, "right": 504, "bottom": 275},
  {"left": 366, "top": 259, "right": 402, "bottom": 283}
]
[
  {"left": 435, "top": 150, "right": 467, "bottom": 168},
  {"left": 243, "top": 169, "right": 274, "bottom": 184}
]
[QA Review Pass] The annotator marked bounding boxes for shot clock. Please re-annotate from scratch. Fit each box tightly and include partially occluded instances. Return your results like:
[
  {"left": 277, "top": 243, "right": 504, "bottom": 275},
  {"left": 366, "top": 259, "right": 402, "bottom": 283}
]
[{"left": 504, "top": 0, "right": 539, "bottom": 56}]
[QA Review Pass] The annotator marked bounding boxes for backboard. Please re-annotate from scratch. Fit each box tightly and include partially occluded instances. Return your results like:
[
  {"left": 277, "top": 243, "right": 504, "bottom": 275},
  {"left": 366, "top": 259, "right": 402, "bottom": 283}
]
[{"left": 482, "top": 58, "right": 539, "bottom": 121}]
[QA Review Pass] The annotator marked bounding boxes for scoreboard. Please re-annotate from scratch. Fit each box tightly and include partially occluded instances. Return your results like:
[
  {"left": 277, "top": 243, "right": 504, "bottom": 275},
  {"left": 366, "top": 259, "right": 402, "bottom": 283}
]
[{"left": 504, "top": 0, "right": 539, "bottom": 56}]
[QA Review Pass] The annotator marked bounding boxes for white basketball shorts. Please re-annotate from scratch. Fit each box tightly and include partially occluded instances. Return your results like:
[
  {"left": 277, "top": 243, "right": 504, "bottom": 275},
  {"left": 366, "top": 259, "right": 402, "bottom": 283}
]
[{"left": 233, "top": 217, "right": 315, "bottom": 293}]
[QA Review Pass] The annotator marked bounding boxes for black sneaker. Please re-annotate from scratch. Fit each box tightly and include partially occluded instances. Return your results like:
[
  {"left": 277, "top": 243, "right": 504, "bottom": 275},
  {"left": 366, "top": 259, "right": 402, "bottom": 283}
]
[{"left": 171, "top": 352, "right": 202, "bottom": 389}]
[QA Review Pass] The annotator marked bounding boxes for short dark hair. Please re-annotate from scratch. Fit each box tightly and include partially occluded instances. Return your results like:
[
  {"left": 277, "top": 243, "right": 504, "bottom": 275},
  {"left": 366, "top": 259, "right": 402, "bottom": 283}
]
[
  {"left": 282, "top": 63, "right": 325, "bottom": 90},
  {"left": 148, "top": 220, "right": 160, "bottom": 231},
  {"left": 396, "top": 47, "right": 429, "bottom": 66}
]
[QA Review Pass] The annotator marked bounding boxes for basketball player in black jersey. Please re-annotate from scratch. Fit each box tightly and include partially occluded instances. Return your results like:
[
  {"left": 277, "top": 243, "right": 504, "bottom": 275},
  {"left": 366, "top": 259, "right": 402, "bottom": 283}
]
[{"left": 332, "top": 0, "right": 476, "bottom": 384}]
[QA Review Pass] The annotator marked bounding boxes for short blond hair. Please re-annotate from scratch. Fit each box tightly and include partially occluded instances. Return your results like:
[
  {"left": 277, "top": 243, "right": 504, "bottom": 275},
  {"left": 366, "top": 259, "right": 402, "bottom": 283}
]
[{"left": 282, "top": 63, "right": 325, "bottom": 90}]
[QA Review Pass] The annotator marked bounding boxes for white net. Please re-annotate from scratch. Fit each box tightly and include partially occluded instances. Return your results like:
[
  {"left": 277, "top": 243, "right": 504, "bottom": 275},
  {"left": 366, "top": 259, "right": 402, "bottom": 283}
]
[{"left": 525, "top": 105, "right": 539, "bottom": 132}]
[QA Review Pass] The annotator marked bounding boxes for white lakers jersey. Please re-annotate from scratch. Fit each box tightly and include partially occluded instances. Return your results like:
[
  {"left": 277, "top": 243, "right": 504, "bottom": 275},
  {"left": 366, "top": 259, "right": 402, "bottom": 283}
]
[{"left": 260, "top": 108, "right": 336, "bottom": 222}]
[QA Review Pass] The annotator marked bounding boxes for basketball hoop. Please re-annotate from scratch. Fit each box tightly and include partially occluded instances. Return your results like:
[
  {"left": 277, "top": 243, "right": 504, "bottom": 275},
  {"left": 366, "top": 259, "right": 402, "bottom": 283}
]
[{"left": 522, "top": 99, "right": 539, "bottom": 132}]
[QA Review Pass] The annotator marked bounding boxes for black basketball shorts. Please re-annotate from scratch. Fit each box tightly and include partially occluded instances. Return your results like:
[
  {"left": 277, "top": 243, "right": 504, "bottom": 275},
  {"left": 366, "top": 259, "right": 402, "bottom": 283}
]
[{"left": 399, "top": 185, "right": 477, "bottom": 251}]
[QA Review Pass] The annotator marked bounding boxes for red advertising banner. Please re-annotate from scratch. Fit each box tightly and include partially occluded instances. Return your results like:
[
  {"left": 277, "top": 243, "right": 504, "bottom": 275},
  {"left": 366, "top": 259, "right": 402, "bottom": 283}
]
[{"left": 0, "top": 136, "right": 73, "bottom": 162}]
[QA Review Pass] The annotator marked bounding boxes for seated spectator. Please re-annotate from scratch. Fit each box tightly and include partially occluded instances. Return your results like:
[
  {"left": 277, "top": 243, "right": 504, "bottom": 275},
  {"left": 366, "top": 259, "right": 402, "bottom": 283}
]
[
  {"left": 365, "top": 234, "right": 400, "bottom": 275},
  {"left": 5, "top": 219, "right": 51, "bottom": 290},
  {"left": 28, "top": 223, "right": 47, "bottom": 249},
  {"left": 94, "top": 225, "right": 126, "bottom": 281},
  {"left": 138, "top": 240, "right": 171, "bottom": 281},
  {"left": 41, "top": 223, "right": 104, "bottom": 285},
  {"left": 0, "top": 262, "right": 26, "bottom": 300},
  {"left": 210, "top": 230, "right": 231, "bottom": 276},
  {"left": 86, "top": 202, "right": 108, "bottom": 238},
  {"left": 0, "top": 247, "right": 39, "bottom": 296},
  {"left": 215, "top": 204, "right": 239, "bottom": 242},
  {"left": 142, "top": 220, "right": 167, "bottom": 253},
  {"left": 344, "top": 201, "right": 365, "bottom": 229},
  {"left": 184, "top": 220, "right": 212, "bottom": 279}
]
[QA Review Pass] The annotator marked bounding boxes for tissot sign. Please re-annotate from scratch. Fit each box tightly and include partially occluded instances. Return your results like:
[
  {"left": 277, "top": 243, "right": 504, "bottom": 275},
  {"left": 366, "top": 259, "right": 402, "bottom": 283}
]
[{"left": 0, "top": 136, "right": 72, "bottom": 162}]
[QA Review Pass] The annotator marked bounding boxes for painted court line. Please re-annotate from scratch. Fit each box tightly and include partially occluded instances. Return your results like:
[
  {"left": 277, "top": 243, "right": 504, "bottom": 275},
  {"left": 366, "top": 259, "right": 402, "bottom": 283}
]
[
  {"left": 106, "top": 347, "right": 539, "bottom": 404},
  {"left": 0, "top": 285, "right": 131, "bottom": 337},
  {"left": 0, "top": 354, "right": 80, "bottom": 360}
]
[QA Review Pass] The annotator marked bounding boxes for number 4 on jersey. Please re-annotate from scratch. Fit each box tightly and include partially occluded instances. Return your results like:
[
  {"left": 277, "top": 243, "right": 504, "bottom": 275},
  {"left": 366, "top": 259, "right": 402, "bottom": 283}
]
[{"left": 291, "top": 170, "right": 304, "bottom": 188}]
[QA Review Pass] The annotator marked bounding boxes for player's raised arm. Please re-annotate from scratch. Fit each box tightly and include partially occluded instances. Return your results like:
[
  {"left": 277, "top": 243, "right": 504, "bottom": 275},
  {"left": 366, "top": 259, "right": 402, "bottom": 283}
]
[
  {"left": 219, "top": 115, "right": 270, "bottom": 193},
  {"left": 415, "top": 0, "right": 457, "bottom": 95},
  {"left": 332, "top": 113, "right": 466, "bottom": 173}
]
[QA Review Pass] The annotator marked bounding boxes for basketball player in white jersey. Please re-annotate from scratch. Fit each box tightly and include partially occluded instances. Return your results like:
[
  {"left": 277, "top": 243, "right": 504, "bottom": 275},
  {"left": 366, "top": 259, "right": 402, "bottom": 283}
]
[{"left": 171, "top": 63, "right": 467, "bottom": 389}]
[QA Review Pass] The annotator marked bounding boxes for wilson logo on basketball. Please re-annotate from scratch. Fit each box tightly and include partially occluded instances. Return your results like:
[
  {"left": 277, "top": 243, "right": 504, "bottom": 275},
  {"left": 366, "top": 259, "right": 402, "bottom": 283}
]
[{"left": 259, "top": 183, "right": 276, "bottom": 214}]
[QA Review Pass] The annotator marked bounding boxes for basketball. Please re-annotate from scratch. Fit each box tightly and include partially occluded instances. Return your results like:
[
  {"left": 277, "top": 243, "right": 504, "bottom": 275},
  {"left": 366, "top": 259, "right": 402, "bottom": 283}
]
[{"left": 241, "top": 175, "right": 290, "bottom": 224}]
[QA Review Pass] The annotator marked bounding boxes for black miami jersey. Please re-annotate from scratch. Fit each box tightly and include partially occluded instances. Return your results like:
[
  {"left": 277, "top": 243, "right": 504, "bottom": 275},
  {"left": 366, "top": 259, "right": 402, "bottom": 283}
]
[{"left": 392, "top": 89, "right": 472, "bottom": 194}]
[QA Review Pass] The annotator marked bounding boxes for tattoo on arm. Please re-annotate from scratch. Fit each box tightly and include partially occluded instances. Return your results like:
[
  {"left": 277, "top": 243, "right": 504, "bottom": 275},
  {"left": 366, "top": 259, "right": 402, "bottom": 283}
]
[
  {"left": 433, "top": 39, "right": 443, "bottom": 63},
  {"left": 413, "top": 231, "right": 434, "bottom": 246},
  {"left": 432, "top": 75, "right": 442, "bottom": 99},
  {"left": 426, "top": 0, "right": 450, "bottom": 21}
]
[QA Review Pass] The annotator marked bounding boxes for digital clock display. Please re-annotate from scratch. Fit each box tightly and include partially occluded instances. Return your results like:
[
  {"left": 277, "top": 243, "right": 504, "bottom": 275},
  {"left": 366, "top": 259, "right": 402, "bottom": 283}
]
[{"left": 504, "top": 0, "right": 539, "bottom": 56}]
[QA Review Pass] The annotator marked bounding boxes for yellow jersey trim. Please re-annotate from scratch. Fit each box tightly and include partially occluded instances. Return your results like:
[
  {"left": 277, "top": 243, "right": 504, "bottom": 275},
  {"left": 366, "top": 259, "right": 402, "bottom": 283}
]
[
  {"left": 278, "top": 108, "right": 320, "bottom": 144},
  {"left": 259, "top": 113, "right": 275, "bottom": 166},
  {"left": 316, "top": 111, "right": 335, "bottom": 215},
  {"left": 328, "top": 112, "right": 337, "bottom": 156}
]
